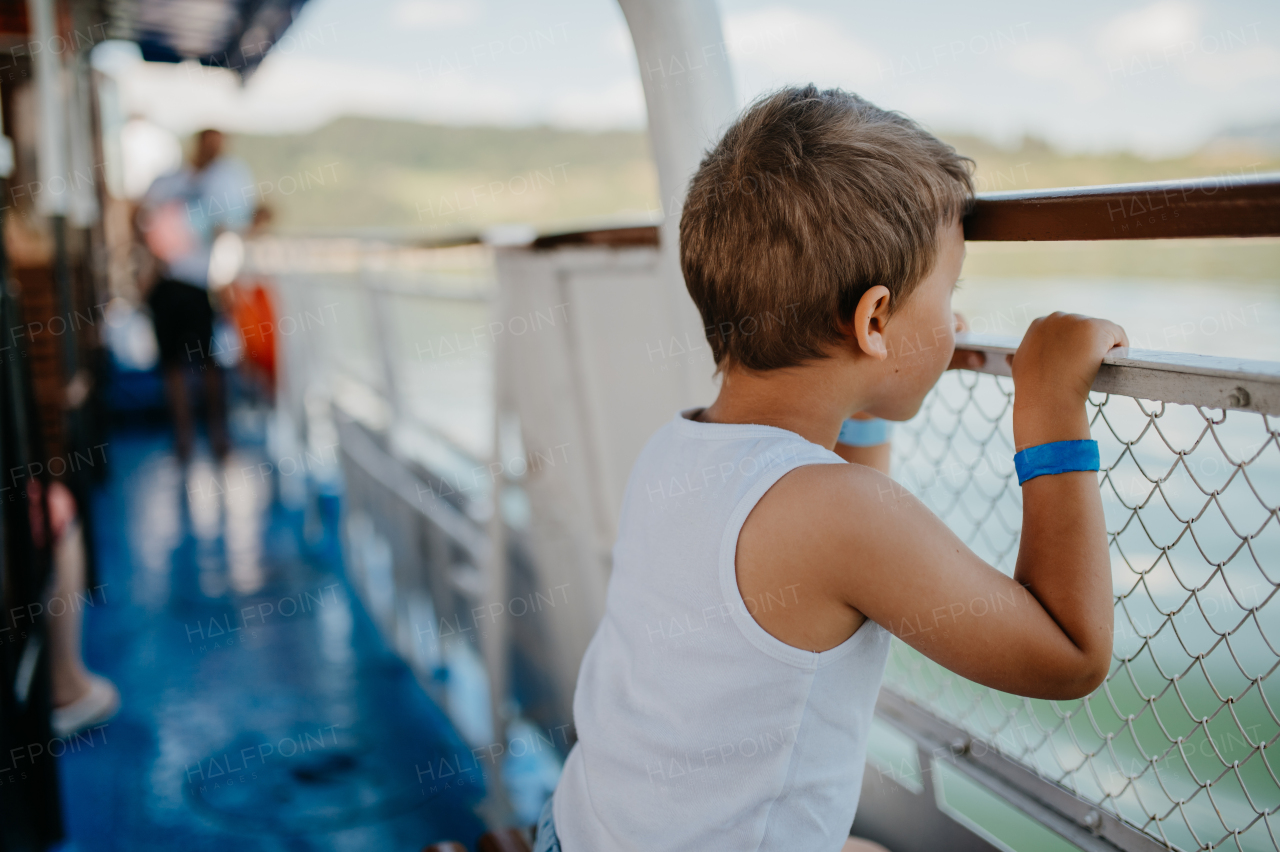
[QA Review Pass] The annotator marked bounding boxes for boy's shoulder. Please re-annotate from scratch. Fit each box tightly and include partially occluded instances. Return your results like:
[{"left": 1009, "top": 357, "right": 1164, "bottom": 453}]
[
  {"left": 621, "top": 412, "right": 849, "bottom": 515},
  {"left": 738, "top": 457, "right": 932, "bottom": 601},
  {"left": 735, "top": 460, "right": 909, "bottom": 651},
  {"left": 744, "top": 460, "right": 915, "bottom": 556}
]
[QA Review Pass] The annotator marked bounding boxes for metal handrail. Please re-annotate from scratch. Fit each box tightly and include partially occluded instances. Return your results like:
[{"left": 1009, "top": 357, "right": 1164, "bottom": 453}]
[
  {"left": 964, "top": 173, "right": 1280, "bottom": 241},
  {"left": 954, "top": 332, "right": 1280, "bottom": 416},
  {"left": 334, "top": 412, "right": 491, "bottom": 567},
  {"left": 874, "top": 690, "right": 1171, "bottom": 852},
  {"left": 518, "top": 173, "right": 1280, "bottom": 249}
]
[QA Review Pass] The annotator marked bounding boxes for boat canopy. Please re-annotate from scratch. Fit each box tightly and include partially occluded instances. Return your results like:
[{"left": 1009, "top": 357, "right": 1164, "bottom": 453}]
[{"left": 107, "top": 0, "right": 311, "bottom": 75}]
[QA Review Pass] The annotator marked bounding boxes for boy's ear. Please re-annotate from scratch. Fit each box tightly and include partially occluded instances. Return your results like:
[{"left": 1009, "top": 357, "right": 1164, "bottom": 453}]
[{"left": 851, "top": 285, "right": 892, "bottom": 361}]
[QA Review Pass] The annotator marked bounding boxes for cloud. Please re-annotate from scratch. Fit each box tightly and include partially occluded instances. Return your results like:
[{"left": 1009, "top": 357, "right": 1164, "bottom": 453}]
[
  {"left": 546, "top": 77, "right": 646, "bottom": 130},
  {"left": 108, "top": 51, "right": 526, "bottom": 134},
  {"left": 722, "top": 7, "right": 883, "bottom": 85},
  {"left": 1006, "top": 40, "right": 1106, "bottom": 101},
  {"left": 1184, "top": 43, "right": 1280, "bottom": 88},
  {"left": 1097, "top": 1, "right": 1200, "bottom": 59},
  {"left": 605, "top": 18, "right": 634, "bottom": 59},
  {"left": 389, "top": 0, "right": 480, "bottom": 30},
  {"left": 95, "top": 0, "right": 1277, "bottom": 155},
  {"left": 105, "top": 45, "right": 645, "bottom": 135},
  {"left": 1092, "top": 5, "right": 1277, "bottom": 93}
]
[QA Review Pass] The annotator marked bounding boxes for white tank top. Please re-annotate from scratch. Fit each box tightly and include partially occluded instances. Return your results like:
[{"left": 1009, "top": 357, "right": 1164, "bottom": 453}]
[{"left": 553, "top": 410, "right": 892, "bottom": 852}]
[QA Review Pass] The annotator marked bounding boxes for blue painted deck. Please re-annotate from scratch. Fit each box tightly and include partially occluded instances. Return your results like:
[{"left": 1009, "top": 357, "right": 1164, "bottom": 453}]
[{"left": 57, "top": 424, "right": 489, "bottom": 850}]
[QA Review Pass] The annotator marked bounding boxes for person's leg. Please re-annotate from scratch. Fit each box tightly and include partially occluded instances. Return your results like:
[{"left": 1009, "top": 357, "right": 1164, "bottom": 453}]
[
  {"left": 48, "top": 517, "right": 92, "bottom": 707},
  {"left": 151, "top": 278, "right": 197, "bottom": 462},
  {"left": 186, "top": 284, "right": 229, "bottom": 460},
  {"left": 45, "top": 483, "right": 119, "bottom": 737},
  {"left": 204, "top": 362, "right": 229, "bottom": 460},
  {"left": 165, "top": 363, "right": 194, "bottom": 462}
]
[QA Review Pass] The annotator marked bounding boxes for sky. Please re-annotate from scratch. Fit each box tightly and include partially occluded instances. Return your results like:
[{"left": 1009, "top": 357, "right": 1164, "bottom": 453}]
[{"left": 94, "top": 0, "right": 1280, "bottom": 156}]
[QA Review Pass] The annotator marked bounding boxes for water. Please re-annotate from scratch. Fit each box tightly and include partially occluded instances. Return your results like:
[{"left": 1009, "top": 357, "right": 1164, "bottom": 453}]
[{"left": 954, "top": 276, "right": 1280, "bottom": 362}]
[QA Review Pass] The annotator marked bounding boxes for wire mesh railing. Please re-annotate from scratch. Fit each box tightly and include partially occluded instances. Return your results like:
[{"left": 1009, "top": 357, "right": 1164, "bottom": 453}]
[{"left": 888, "top": 337, "right": 1280, "bottom": 852}]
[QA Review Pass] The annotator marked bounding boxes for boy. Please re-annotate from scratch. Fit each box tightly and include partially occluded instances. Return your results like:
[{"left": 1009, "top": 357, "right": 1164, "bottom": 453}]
[{"left": 539, "top": 86, "right": 1127, "bottom": 852}]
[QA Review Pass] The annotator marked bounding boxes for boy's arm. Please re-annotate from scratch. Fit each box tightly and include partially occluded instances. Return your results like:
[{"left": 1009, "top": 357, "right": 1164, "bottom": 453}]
[{"left": 744, "top": 314, "right": 1126, "bottom": 700}]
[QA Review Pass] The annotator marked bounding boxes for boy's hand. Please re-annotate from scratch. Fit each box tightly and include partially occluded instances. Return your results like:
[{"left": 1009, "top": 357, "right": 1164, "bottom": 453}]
[
  {"left": 1010, "top": 313, "right": 1128, "bottom": 450},
  {"left": 948, "top": 311, "right": 985, "bottom": 371}
]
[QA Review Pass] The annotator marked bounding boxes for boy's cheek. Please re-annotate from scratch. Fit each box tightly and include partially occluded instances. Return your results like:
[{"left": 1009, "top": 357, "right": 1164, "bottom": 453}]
[
  {"left": 879, "top": 384, "right": 931, "bottom": 422},
  {"left": 932, "top": 321, "right": 958, "bottom": 372},
  {"left": 879, "top": 359, "right": 943, "bottom": 420}
]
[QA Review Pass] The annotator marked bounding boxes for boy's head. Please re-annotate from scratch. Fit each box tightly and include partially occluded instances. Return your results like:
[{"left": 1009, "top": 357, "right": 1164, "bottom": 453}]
[{"left": 680, "top": 86, "right": 974, "bottom": 410}]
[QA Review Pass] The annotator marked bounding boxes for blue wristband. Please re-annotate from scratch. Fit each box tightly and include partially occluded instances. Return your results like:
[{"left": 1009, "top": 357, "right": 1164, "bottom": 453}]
[
  {"left": 1013, "top": 440, "right": 1099, "bottom": 485},
  {"left": 838, "top": 418, "right": 892, "bottom": 447}
]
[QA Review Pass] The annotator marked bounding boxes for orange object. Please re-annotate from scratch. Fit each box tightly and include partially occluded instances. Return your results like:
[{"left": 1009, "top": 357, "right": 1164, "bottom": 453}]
[{"left": 225, "top": 278, "right": 277, "bottom": 384}]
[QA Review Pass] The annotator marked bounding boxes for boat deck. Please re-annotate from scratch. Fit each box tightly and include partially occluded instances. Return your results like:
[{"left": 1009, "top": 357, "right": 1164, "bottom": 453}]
[{"left": 56, "top": 424, "right": 487, "bottom": 851}]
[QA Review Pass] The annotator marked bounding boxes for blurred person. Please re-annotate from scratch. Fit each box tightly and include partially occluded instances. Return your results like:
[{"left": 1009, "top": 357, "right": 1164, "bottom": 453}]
[{"left": 136, "top": 129, "right": 254, "bottom": 461}]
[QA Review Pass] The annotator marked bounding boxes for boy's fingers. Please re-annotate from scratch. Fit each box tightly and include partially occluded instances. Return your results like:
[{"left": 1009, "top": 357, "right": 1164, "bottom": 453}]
[
  {"left": 947, "top": 348, "right": 984, "bottom": 371},
  {"left": 1097, "top": 320, "right": 1128, "bottom": 352}
]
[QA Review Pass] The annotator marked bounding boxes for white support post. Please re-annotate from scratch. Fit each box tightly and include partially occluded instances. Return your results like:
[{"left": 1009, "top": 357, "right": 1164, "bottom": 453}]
[
  {"left": 27, "top": 0, "right": 68, "bottom": 216},
  {"left": 616, "top": 0, "right": 739, "bottom": 406},
  {"left": 486, "top": 1, "right": 745, "bottom": 728}
]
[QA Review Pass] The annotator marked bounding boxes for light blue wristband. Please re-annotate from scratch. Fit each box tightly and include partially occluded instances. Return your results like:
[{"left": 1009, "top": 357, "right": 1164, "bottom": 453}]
[
  {"left": 1013, "top": 440, "right": 1099, "bottom": 485},
  {"left": 837, "top": 418, "right": 892, "bottom": 447}
]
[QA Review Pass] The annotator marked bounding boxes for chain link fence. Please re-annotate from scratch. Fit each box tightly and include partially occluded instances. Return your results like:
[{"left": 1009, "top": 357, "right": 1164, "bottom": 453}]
[{"left": 889, "top": 367, "right": 1280, "bottom": 852}]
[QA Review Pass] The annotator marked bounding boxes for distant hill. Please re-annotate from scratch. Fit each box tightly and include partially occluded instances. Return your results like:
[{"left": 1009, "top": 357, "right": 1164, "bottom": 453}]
[
  {"left": 228, "top": 116, "right": 1280, "bottom": 237},
  {"left": 1201, "top": 121, "right": 1280, "bottom": 157},
  {"left": 229, "top": 117, "right": 660, "bottom": 237}
]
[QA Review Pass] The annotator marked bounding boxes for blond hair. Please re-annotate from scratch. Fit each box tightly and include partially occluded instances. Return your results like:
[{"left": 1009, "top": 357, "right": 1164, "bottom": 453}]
[{"left": 679, "top": 85, "right": 974, "bottom": 372}]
